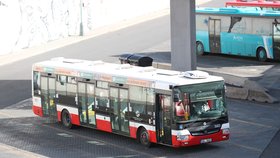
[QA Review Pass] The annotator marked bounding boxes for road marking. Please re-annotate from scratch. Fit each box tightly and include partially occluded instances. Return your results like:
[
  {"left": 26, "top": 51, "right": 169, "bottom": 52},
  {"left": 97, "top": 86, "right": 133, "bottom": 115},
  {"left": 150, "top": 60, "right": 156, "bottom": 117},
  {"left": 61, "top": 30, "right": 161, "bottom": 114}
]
[
  {"left": 57, "top": 133, "right": 73, "bottom": 138},
  {"left": 39, "top": 123, "right": 156, "bottom": 157},
  {"left": 230, "top": 118, "right": 277, "bottom": 130},
  {"left": 87, "top": 140, "right": 106, "bottom": 146},
  {"left": 227, "top": 142, "right": 262, "bottom": 153}
]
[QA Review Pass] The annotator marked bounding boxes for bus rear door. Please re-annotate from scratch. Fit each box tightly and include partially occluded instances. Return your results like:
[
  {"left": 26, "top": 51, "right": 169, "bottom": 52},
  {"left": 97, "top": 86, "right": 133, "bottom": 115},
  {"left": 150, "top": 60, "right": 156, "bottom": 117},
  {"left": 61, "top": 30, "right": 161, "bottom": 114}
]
[{"left": 40, "top": 75, "right": 57, "bottom": 119}]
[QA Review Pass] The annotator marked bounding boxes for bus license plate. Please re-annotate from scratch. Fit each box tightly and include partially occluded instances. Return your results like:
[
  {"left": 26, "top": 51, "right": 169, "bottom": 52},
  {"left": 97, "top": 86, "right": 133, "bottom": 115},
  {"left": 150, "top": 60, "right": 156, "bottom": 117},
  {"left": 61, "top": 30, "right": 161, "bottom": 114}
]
[{"left": 200, "top": 138, "right": 212, "bottom": 144}]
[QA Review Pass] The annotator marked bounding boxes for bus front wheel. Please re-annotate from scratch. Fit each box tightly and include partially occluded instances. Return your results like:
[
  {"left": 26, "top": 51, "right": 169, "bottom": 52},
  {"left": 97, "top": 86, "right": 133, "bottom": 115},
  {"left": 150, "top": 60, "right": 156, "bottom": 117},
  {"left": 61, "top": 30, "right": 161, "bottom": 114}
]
[
  {"left": 62, "top": 110, "right": 73, "bottom": 129},
  {"left": 257, "top": 47, "right": 267, "bottom": 62},
  {"left": 138, "top": 128, "right": 151, "bottom": 147},
  {"left": 196, "top": 41, "right": 205, "bottom": 56}
]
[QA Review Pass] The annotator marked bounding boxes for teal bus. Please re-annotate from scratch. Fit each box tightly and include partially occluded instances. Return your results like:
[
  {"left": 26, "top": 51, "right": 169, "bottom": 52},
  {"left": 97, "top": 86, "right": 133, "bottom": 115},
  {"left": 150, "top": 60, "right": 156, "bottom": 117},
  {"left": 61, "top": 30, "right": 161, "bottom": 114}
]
[{"left": 196, "top": 7, "right": 280, "bottom": 61}]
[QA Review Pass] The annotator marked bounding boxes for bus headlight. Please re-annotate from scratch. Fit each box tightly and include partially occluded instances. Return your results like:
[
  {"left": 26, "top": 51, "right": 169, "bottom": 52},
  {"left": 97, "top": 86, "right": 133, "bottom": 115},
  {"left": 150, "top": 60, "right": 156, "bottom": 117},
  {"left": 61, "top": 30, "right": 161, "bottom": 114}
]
[
  {"left": 222, "top": 128, "right": 230, "bottom": 135},
  {"left": 177, "top": 135, "right": 189, "bottom": 141}
]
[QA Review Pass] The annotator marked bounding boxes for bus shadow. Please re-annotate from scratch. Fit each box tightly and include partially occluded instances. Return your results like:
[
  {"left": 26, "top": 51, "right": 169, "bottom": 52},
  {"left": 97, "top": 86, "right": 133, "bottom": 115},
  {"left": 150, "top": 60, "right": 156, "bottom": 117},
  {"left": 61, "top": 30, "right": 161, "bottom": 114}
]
[{"left": 55, "top": 124, "right": 222, "bottom": 157}]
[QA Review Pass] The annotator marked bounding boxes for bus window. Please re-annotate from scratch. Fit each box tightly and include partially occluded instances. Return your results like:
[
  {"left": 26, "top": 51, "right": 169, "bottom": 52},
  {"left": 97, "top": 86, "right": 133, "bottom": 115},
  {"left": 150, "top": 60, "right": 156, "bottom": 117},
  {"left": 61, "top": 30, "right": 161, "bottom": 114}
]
[
  {"left": 56, "top": 75, "right": 76, "bottom": 106},
  {"left": 228, "top": 17, "right": 242, "bottom": 33},
  {"left": 129, "top": 86, "right": 147, "bottom": 116},
  {"left": 67, "top": 77, "right": 77, "bottom": 97},
  {"left": 96, "top": 81, "right": 109, "bottom": 109},
  {"left": 146, "top": 88, "right": 155, "bottom": 116},
  {"left": 33, "top": 71, "right": 40, "bottom": 96},
  {"left": 56, "top": 75, "right": 67, "bottom": 95}
]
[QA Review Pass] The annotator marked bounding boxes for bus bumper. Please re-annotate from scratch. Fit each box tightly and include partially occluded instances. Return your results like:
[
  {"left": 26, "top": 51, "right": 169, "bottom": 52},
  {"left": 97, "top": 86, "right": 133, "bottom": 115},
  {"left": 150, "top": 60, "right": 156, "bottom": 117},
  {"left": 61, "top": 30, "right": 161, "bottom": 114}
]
[{"left": 171, "top": 130, "right": 230, "bottom": 147}]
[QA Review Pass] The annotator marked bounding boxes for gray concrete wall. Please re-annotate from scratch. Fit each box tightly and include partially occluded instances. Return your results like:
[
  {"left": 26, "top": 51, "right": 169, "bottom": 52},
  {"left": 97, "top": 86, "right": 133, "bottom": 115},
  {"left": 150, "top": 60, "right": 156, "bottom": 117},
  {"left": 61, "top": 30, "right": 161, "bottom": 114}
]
[{"left": 0, "top": 0, "right": 169, "bottom": 55}]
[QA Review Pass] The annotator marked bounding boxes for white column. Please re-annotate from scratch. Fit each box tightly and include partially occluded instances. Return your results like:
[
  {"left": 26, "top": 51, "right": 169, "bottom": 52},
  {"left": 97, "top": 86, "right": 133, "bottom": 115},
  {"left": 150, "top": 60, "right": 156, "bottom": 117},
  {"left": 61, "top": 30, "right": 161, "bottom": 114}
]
[{"left": 170, "top": 0, "right": 196, "bottom": 71}]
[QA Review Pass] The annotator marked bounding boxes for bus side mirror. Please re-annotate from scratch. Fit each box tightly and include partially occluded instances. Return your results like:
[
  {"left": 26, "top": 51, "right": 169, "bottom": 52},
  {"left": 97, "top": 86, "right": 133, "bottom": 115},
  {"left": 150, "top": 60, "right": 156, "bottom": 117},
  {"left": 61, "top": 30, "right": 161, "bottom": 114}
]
[{"left": 173, "top": 94, "right": 179, "bottom": 102}]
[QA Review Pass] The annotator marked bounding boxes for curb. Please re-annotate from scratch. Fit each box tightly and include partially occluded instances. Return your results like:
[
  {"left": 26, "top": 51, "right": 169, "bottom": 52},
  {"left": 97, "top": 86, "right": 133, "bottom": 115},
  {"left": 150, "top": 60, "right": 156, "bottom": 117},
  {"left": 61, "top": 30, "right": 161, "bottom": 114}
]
[{"left": 153, "top": 62, "right": 278, "bottom": 104}]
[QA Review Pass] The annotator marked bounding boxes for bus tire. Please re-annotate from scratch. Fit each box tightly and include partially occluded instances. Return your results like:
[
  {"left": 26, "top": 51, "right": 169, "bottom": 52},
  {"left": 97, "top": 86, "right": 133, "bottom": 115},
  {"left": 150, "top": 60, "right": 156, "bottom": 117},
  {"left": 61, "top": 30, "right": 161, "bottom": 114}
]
[
  {"left": 196, "top": 41, "right": 205, "bottom": 55},
  {"left": 138, "top": 127, "right": 151, "bottom": 147},
  {"left": 62, "top": 110, "right": 73, "bottom": 129},
  {"left": 257, "top": 47, "right": 267, "bottom": 62}
]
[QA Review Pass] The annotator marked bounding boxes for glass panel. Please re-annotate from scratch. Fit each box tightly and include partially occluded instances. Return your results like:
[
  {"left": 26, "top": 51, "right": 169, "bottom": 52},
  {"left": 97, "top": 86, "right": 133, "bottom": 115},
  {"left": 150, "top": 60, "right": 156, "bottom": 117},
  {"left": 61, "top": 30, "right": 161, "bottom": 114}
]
[
  {"left": 78, "top": 83, "right": 87, "bottom": 124},
  {"left": 209, "top": 20, "right": 215, "bottom": 35},
  {"left": 130, "top": 86, "right": 146, "bottom": 115},
  {"left": 110, "top": 88, "right": 119, "bottom": 130},
  {"left": 146, "top": 88, "right": 155, "bottom": 116},
  {"left": 48, "top": 78, "right": 56, "bottom": 116},
  {"left": 56, "top": 78, "right": 66, "bottom": 95},
  {"left": 41, "top": 77, "right": 48, "bottom": 90},
  {"left": 215, "top": 21, "right": 220, "bottom": 35},
  {"left": 87, "top": 84, "right": 95, "bottom": 125},
  {"left": 120, "top": 89, "right": 129, "bottom": 133},
  {"left": 96, "top": 88, "right": 109, "bottom": 108},
  {"left": 41, "top": 77, "right": 49, "bottom": 115},
  {"left": 67, "top": 83, "right": 77, "bottom": 96},
  {"left": 97, "top": 81, "right": 108, "bottom": 88},
  {"left": 33, "top": 71, "right": 40, "bottom": 96},
  {"left": 67, "top": 77, "right": 76, "bottom": 84},
  {"left": 174, "top": 81, "right": 227, "bottom": 122}
]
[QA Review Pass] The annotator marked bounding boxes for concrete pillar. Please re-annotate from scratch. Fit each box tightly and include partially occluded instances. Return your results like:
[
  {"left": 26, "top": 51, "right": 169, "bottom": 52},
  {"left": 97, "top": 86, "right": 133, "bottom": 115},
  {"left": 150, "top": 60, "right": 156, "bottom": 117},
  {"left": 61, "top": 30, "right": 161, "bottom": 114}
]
[{"left": 170, "top": 0, "right": 196, "bottom": 71}]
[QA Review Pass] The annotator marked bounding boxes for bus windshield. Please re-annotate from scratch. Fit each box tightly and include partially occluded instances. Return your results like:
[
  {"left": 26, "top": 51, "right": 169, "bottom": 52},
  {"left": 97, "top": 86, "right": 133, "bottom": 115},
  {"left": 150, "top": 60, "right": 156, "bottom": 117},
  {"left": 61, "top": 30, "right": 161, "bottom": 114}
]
[{"left": 174, "top": 81, "right": 227, "bottom": 123}]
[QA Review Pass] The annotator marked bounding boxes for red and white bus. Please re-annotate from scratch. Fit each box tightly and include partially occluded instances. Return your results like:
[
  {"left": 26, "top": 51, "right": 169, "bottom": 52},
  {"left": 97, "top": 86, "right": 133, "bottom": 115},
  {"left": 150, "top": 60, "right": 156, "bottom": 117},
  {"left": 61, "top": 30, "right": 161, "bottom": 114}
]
[
  {"left": 226, "top": 0, "right": 280, "bottom": 10},
  {"left": 32, "top": 57, "right": 229, "bottom": 147}
]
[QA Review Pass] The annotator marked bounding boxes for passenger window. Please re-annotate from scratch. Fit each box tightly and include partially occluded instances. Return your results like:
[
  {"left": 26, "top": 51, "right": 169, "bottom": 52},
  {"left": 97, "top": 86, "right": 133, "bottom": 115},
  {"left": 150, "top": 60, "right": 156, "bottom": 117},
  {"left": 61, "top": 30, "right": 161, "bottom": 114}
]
[
  {"left": 130, "top": 86, "right": 147, "bottom": 115},
  {"left": 96, "top": 81, "right": 109, "bottom": 108}
]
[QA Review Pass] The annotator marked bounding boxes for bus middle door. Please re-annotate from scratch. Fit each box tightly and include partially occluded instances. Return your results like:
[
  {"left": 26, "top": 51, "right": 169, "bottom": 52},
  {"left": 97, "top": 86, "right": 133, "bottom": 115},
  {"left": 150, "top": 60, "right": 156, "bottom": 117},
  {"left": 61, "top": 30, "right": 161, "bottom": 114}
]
[
  {"left": 209, "top": 18, "right": 221, "bottom": 53},
  {"left": 110, "top": 87, "right": 129, "bottom": 134},
  {"left": 78, "top": 82, "right": 96, "bottom": 126},
  {"left": 156, "top": 94, "right": 172, "bottom": 145}
]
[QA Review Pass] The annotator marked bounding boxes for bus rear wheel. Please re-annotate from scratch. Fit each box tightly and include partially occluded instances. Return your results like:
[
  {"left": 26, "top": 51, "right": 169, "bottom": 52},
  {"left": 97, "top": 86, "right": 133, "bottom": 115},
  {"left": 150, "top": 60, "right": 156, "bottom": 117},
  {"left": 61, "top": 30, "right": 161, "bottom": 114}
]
[
  {"left": 138, "top": 128, "right": 151, "bottom": 147},
  {"left": 196, "top": 41, "right": 205, "bottom": 55},
  {"left": 62, "top": 110, "right": 73, "bottom": 129},
  {"left": 257, "top": 47, "right": 267, "bottom": 62}
]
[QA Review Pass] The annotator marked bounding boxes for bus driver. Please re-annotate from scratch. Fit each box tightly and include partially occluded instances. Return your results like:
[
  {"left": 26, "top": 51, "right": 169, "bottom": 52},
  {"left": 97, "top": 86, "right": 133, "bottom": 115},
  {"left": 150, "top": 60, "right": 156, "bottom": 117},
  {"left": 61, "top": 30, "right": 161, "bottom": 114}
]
[{"left": 175, "top": 93, "right": 190, "bottom": 121}]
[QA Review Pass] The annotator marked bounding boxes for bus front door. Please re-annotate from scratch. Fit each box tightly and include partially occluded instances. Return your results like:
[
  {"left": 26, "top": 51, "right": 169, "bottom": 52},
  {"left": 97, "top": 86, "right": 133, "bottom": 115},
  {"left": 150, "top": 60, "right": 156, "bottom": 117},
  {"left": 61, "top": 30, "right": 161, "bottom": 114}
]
[
  {"left": 209, "top": 19, "right": 221, "bottom": 53},
  {"left": 110, "top": 87, "right": 129, "bottom": 134},
  {"left": 273, "top": 22, "right": 280, "bottom": 60},
  {"left": 41, "top": 76, "right": 56, "bottom": 118},
  {"left": 78, "top": 82, "right": 96, "bottom": 126},
  {"left": 156, "top": 94, "right": 172, "bottom": 145}
]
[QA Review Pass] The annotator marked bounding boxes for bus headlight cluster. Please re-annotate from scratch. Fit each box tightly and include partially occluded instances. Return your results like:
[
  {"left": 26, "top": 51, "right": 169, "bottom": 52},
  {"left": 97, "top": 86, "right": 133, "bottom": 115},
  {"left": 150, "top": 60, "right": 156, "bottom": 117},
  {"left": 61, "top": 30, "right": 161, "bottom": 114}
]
[
  {"left": 177, "top": 134, "right": 189, "bottom": 141},
  {"left": 222, "top": 128, "right": 230, "bottom": 135}
]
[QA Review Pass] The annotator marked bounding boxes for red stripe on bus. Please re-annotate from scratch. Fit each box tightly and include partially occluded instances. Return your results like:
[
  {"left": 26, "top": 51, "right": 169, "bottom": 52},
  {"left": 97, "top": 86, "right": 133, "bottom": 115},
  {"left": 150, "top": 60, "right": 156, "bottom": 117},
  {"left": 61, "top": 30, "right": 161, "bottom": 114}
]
[
  {"left": 57, "top": 111, "right": 62, "bottom": 122},
  {"left": 71, "top": 114, "right": 80, "bottom": 126},
  {"left": 148, "top": 130, "right": 157, "bottom": 143},
  {"left": 171, "top": 130, "right": 229, "bottom": 147},
  {"left": 96, "top": 119, "right": 112, "bottom": 132},
  {"left": 129, "top": 126, "right": 137, "bottom": 139},
  {"left": 32, "top": 105, "right": 43, "bottom": 117}
]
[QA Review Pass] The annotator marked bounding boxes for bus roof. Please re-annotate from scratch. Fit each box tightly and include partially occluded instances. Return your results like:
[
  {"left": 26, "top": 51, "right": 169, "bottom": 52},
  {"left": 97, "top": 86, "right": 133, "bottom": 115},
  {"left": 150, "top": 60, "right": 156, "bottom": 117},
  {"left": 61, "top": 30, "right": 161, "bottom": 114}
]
[
  {"left": 33, "top": 57, "right": 224, "bottom": 90},
  {"left": 196, "top": 7, "right": 280, "bottom": 17}
]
